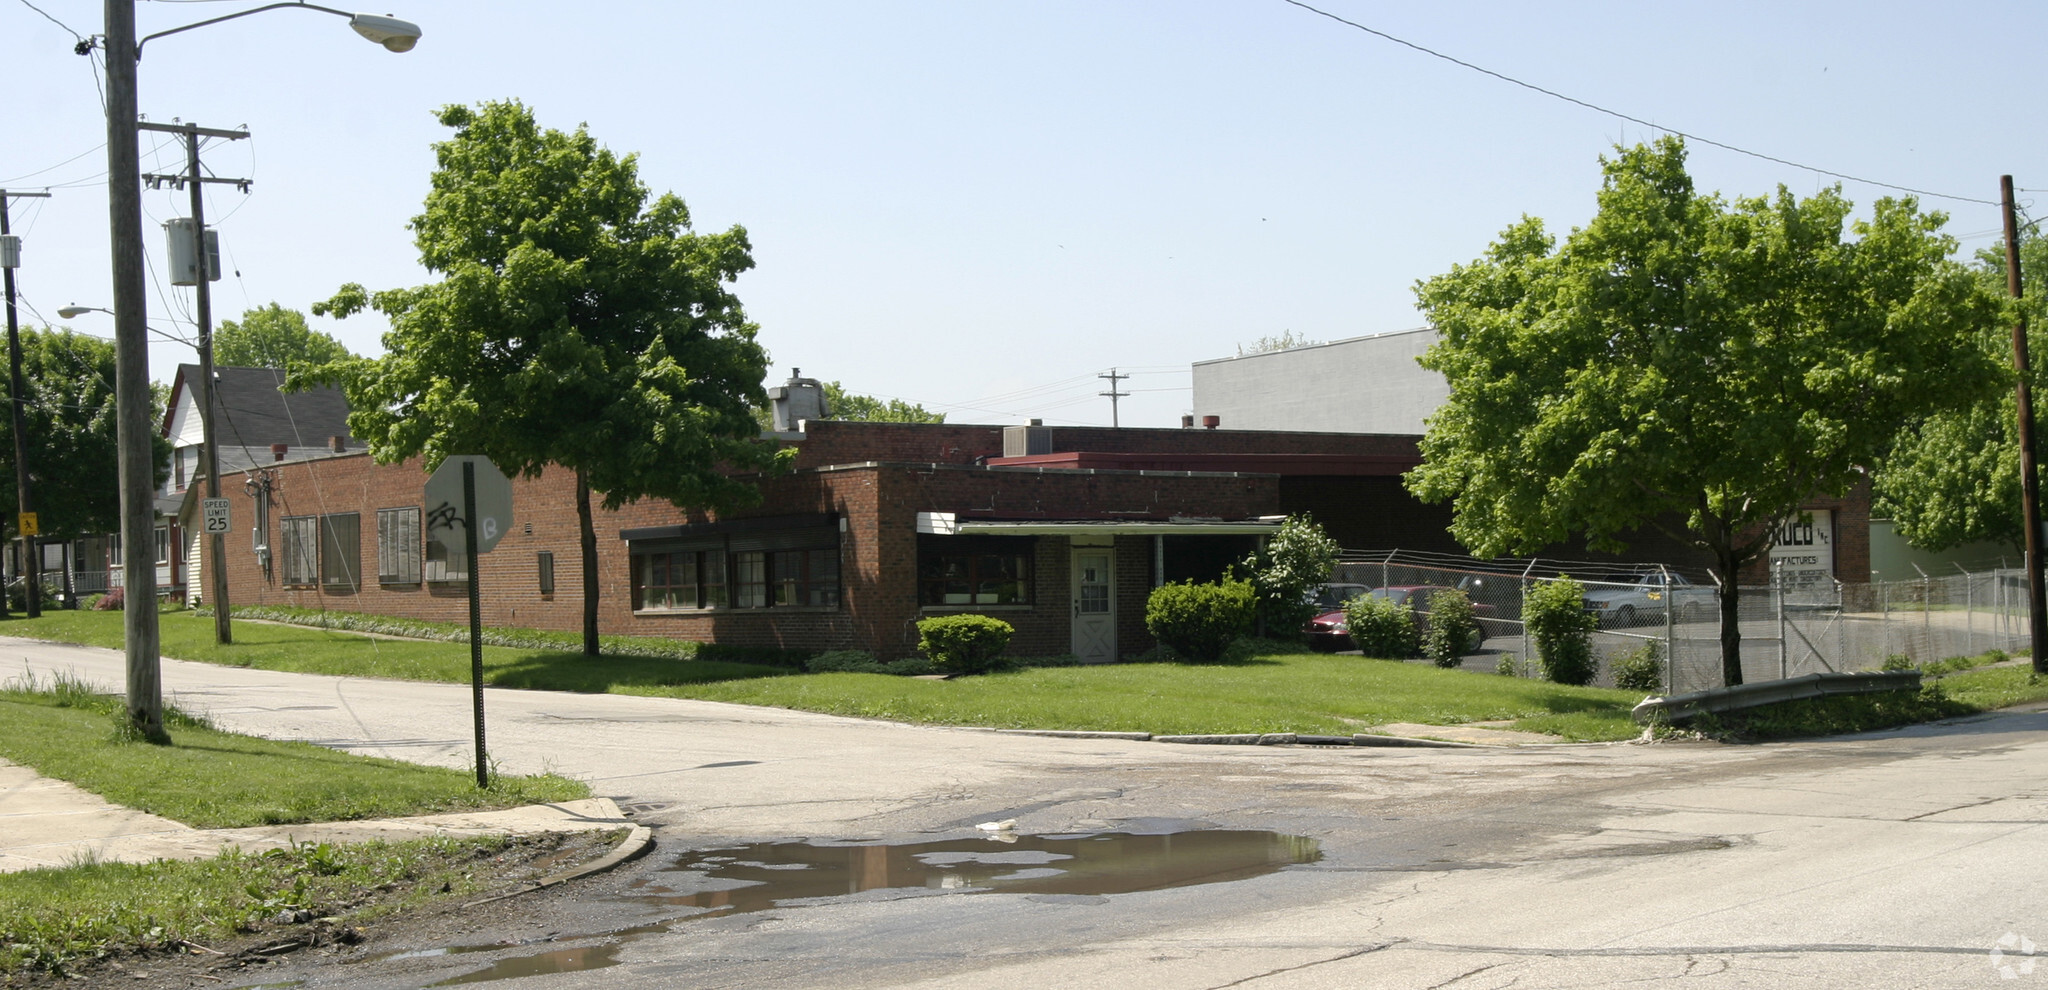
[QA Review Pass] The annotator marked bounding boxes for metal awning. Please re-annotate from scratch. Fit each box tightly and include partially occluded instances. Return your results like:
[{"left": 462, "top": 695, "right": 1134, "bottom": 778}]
[{"left": 916, "top": 511, "right": 1282, "bottom": 536}]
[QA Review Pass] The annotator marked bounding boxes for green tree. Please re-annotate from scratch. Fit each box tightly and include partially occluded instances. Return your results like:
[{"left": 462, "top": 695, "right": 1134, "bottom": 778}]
[
  {"left": 0, "top": 328, "right": 170, "bottom": 538},
  {"left": 213, "top": 303, "right": 354, "bottom": 371},
  {"left": 1875, "top": 232, "right": 2047, "bottom": 553},
  {"left": 1239, "top": 513, "right": 1339, "bottom": 639},
  {"left": 822, "top": 382, "right": 945, "bottom": 423},
  {"left": 298, "top": 100, "right": 780, "bottom": 656},
  {"left": 1408, "top": 138, "right": 2004, "bottom": 687}
]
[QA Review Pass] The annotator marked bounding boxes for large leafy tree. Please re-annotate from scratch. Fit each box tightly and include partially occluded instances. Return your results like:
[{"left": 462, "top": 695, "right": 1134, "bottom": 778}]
[
  {"left": 0, "top": 328, "right": 170, "bottom": 538},
  {"left": 299, "top": 100, "right": 779, "bottom": 655},
  {"left": 214, "top": 303, "right": 354, "bottom": 371},
  {"left": 1875, "top": 232, "right": 2046, "bottom": 553},
  {"left": 1407, "top": 138, "right": 2004, "bottom": 686}
]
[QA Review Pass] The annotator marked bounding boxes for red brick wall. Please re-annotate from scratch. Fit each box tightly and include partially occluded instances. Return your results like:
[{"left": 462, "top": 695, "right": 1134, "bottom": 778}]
[{"left": 208, "top": 453, "right": 1275, "bottom": 659}]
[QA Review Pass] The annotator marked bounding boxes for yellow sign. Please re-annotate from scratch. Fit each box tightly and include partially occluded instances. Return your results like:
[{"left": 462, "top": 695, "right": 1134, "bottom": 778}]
[{"left": 18, "top": 512, "right": 37, "bottom": 536}]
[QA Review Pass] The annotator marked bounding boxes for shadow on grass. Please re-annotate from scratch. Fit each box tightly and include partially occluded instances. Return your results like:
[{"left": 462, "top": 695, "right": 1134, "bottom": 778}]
[
  {"left": 1521, "top": 688, "right": 1639, "bottom": 715},
  {"left": 485, "top": 650, "right": 792, "bottom": 693}
]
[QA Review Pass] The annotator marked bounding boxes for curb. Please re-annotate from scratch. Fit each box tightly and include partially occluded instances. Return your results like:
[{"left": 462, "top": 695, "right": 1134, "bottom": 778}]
[
  {"left": 463, "top": 823, "right": 654, "bottom": 908},
  {"left": 1349, "top": 733, "right": 1484, "bottom": 749},
  {"left": 980, "top": 727, "right": 1529, "bottom": 748}
]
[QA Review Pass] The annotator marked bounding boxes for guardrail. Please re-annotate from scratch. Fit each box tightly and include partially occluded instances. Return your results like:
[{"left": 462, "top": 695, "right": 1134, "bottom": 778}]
[{"left": 1631, "top": 670, "right": 1923, "bottom": 724}]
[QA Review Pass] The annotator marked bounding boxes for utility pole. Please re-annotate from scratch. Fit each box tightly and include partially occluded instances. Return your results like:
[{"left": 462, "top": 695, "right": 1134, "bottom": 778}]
[
  {"left": 103, "top": 0, "right": 165, "bottom": 741},
  {"left": 0, "top": 189, "right": 50, "bottom": 620},
  {"left": 2003, "top": 176, "right": 2047, "bottom": 674},
  {"left": 143, "top": 121, "right": 249, "bottom": 646},
  {"left": 1098, "top": 368, "right": 1130, "bottom": 428}
]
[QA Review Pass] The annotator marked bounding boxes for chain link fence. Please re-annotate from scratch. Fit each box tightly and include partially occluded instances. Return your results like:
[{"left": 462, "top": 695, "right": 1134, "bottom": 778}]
[{"left": 1334, "top": 550, "right": 2029, "bottom": 694}]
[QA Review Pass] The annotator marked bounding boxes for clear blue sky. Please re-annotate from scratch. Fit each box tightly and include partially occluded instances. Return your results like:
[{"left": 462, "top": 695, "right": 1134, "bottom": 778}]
[{"left": 6, "top": 0, "right": 2043, "bottom": 429}]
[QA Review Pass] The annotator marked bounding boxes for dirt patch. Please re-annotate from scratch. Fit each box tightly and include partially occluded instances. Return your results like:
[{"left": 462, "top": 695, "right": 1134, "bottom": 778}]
[{"left": 6, "top": 829, "right": 625, "bottom": 990}]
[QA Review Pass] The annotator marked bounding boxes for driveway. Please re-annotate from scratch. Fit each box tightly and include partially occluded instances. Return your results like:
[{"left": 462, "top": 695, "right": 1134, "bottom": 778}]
[{"left": 5, "top": 637, "right": 2045, "bottom": 988}]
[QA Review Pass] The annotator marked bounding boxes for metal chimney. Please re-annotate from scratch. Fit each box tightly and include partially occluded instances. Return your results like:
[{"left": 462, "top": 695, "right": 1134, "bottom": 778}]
[{"left": 768, "top": 368, "right": 830, "bottom": 432}]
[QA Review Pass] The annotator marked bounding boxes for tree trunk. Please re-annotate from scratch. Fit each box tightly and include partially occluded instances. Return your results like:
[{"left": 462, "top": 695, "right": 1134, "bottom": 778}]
[
  {"left": 576, "top": 469, "right": 599, "bottom": 658},
  {"left": 1716, "top": 549, "right": 1744, "bottom": 687}
]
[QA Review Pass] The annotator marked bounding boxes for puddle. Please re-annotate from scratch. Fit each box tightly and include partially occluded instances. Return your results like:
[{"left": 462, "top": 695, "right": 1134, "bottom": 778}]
[{"left": 424, "top": 828, "right": 1317, "bottom": 985}]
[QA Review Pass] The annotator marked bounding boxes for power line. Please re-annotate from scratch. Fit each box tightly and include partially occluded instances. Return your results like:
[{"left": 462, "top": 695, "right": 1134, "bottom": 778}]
[
  {"left": 1278, "top": 0, "right": 2001, "bottom": 207},
  {"left": 15, "top": 0, "right": 85, "bottom": 40}
]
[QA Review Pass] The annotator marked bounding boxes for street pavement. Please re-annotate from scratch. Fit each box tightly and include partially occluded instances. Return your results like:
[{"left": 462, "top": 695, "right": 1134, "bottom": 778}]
[{"left": 3, "top": 635, "right": 2046, "bottom": 988}]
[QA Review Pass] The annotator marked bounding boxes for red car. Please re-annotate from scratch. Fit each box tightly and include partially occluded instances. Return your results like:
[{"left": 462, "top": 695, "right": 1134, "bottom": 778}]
[
  {"left": 1304, "top": 584, "right": 1497, "bottom": 654},
  {"left": 1302, "top": 582, "right": 1372, "bottom": 652}
]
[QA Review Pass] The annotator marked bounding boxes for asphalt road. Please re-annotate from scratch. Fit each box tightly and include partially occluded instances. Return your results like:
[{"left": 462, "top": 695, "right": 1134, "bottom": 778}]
[{"left": 7, "top": 636, "right": 2045, "bottom": 989}]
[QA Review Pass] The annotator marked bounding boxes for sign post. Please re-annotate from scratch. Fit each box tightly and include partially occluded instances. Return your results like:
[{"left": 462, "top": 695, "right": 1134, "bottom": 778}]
[{"left": 424, "top": 455, "right": 514, "bottom": 788}]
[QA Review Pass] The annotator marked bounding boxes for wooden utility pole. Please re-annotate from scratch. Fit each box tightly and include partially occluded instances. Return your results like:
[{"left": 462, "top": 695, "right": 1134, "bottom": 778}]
[
  {"left": 0, "top": 189, "right": 50, "bottom": 619},
  {"left": 1098, "top": 368, "right": 1130, "bottom": 428},
  {"left": 142, "top": 121, "right": 250, "bottom": 645},
  {"left": 2002, "top": 176, "right": 2047, "bottom": 674}
]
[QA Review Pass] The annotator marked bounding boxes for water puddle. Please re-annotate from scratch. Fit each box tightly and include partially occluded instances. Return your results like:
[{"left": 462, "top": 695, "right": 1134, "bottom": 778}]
[{"left": 423, "top": 828, "right": 1318, "bottom": 985}]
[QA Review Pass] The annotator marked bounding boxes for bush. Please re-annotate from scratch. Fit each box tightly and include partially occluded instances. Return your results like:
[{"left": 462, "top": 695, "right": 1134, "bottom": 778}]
[
  {"left": 1238, "top": 514, "right": 1340, "bottom": 640},
  {"left": 1610, "top": 639, "right": 1664, "bottom": 692},
  {"left": 1525, "top": 577, "right": 1598, "bottom": 685},
  {"left": 92, "top": 588, "right": 124, "bottom": 612},
  {"left": 916, "top": 614, "right": 1014, "bottom": 674},
  {"left": 1495, "top": 654, "right": 1520, "bottom": 677},
  {"left": 1878, "top": 654, "right": 1915, "bottom": 672},
  {"left": 1144, "top": 578, "right": 1256, "bottom": 663},
  {"left": 1345, "top": 593, "right": 1418, "bottom": 659},
  {"left": 1423, "top": 588, "right": 1479, "bottom": 668}
]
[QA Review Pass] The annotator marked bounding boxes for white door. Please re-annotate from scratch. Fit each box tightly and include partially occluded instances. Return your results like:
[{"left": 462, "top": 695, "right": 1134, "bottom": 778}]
[{"left": 1071, "top": 544, "right": 1116, "bottom": 663}]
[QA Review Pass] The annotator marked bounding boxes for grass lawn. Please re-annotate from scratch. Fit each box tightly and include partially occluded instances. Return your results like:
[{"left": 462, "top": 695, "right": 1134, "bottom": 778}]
[
  {"left": 0, "top": 609, "right": 1649, "bottom": 741},
  {"left": 0, "top": 672, "right": 587, "bottom": 829},
  {"left": 0, "top": 831, "right": 614, "bottom": 977}
]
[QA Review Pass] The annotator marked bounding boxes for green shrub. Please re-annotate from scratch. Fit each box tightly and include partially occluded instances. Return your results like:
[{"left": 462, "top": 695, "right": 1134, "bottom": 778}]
[
  {"left": 1144, "top": 578, "right": 1256, "bottom": 664},
  {"left": 1526, "top": 577, "right": 1598, "bottom": 685},
  {"left": 1345, "top": 593, "right": 1418, "bottom": 659},
  {"left": 1610, "top": 639, "right": 1664, "bottom": 693},
  {"left": 1495, "top": 654, "right": 1519, "bottom": 677},
  {"left": 1239, "top": 514, "right": 1340, "bottom": 640},
  {"left": 1423, "top": 588, "right": 1479, "bottom": 668},
  {"left": 1878, "top": 654, "right": 1915, "bottom": 672},
  {"left": 916, "top": 614, "right": 1014, "bottom": 674}
]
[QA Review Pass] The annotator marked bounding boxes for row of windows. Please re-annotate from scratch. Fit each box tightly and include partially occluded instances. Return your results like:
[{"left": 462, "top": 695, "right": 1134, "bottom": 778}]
[
  {"left": 267, "top": 515, "right": 1037, "bottom": 613},
  {"left": 635, "top": 547, "right": 841, "bottom": 611}
]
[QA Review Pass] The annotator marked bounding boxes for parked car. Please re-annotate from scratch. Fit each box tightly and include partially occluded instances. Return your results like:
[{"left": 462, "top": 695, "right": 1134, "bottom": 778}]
[
  {"left": 1302, "top": 582, "right": 1372, "bottom": 652},
  {"left": 1580, "top": 571, "right": 1715, "bottom": 628},
  {"left": 1303, "top": 584, "right": 1497, "bottom": 653}
]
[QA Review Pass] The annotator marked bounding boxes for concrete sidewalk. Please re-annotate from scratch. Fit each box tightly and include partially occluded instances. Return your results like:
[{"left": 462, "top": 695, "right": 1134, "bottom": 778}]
[{"left": 0, "top": 755, "right": 631, "bottom": 873}]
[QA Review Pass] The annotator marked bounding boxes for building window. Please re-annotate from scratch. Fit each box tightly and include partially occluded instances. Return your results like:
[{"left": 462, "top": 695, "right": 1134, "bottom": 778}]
[
  {"left": 280, "top": 515, "right": 318, "bottom": 587},
  {"left": 537, "top": 550, "right": 554, "bottom": 595},
  {"left": 919, "top": 537, "right": 1032, "bottom": 607},
  {"left": 376, "top": 507, "right": 422, "bottom": 585},
  {"left": 771, "top": 548, "right": 840, "bottom": 606},
  {"left": 731, "top": 550, "right": 767, "bottom": 608},
  {"left": 320, "top": 513, "right": 360, "bottom": 591},
  {"left": 626, "top": 518, "right": 838, "bottom": 612},
  {"left": 154, "top": 527, "right": 170, "bottom": 566},
  {"left": 424, "top": 528, "right": 468, "bottom": 583}
]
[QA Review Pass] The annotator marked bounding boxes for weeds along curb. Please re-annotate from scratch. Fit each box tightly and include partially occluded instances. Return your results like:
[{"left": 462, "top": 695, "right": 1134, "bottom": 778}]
[{"left": 462, "top": 824, "right": 654, "bottom": 908}]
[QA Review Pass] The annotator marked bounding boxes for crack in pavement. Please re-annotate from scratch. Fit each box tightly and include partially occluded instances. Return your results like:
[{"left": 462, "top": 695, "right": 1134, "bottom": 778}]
[{"left": 1202, "top": 942, "right": 1395, "bottom": 988}]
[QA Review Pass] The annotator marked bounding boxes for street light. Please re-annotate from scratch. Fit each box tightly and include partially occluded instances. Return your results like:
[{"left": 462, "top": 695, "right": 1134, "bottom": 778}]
[{"left": 98, "top": 0, "right": 418, "bottom": 740}]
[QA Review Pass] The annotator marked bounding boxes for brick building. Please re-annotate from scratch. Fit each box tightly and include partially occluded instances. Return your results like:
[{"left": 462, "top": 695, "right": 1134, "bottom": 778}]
[{"left": 188, "top": 392, "right": 1871, "bottom": 660}]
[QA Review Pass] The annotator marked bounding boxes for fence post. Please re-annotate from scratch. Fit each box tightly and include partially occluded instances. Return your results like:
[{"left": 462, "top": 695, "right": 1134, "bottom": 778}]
[
  {"left": 1662, "top": 566, "right": 1675, "bottom": 694},
  {"left": 1915, "top": 564, "right": 1931, "bottom": 660},
  {"left": 1962, "top": 564, "right": 1974, "bottom": 656},
  {"left": 1521, "top": 557, "right": 1539, "bottom": 669},
  {"left": 1776, "top": 559, "right": 1788, "bottom": 679}
]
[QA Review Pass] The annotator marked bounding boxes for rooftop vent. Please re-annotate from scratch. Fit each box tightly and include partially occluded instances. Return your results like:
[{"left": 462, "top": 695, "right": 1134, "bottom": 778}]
[{"left": 767, "top": 368, "right": 830, "bottom": 432}]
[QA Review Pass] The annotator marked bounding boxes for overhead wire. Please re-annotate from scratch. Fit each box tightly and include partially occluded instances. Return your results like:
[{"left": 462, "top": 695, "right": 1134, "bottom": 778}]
[{"left": 1278, "top": 0, "right": 2001, "bottom": 207}]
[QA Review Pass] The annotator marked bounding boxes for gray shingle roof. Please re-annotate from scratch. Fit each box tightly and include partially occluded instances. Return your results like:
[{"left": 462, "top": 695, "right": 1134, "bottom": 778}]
[{"left": 165, "top": 364, "right": 357, "bottom": 457}]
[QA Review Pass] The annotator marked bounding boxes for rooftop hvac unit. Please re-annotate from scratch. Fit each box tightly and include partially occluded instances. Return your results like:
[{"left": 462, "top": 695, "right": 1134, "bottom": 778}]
[
  {"left": 164, "top": 218, "right": 220, "bottom": 285},
  {"left": 0, "top": 234, "right": 18, "bottom": 269}
]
